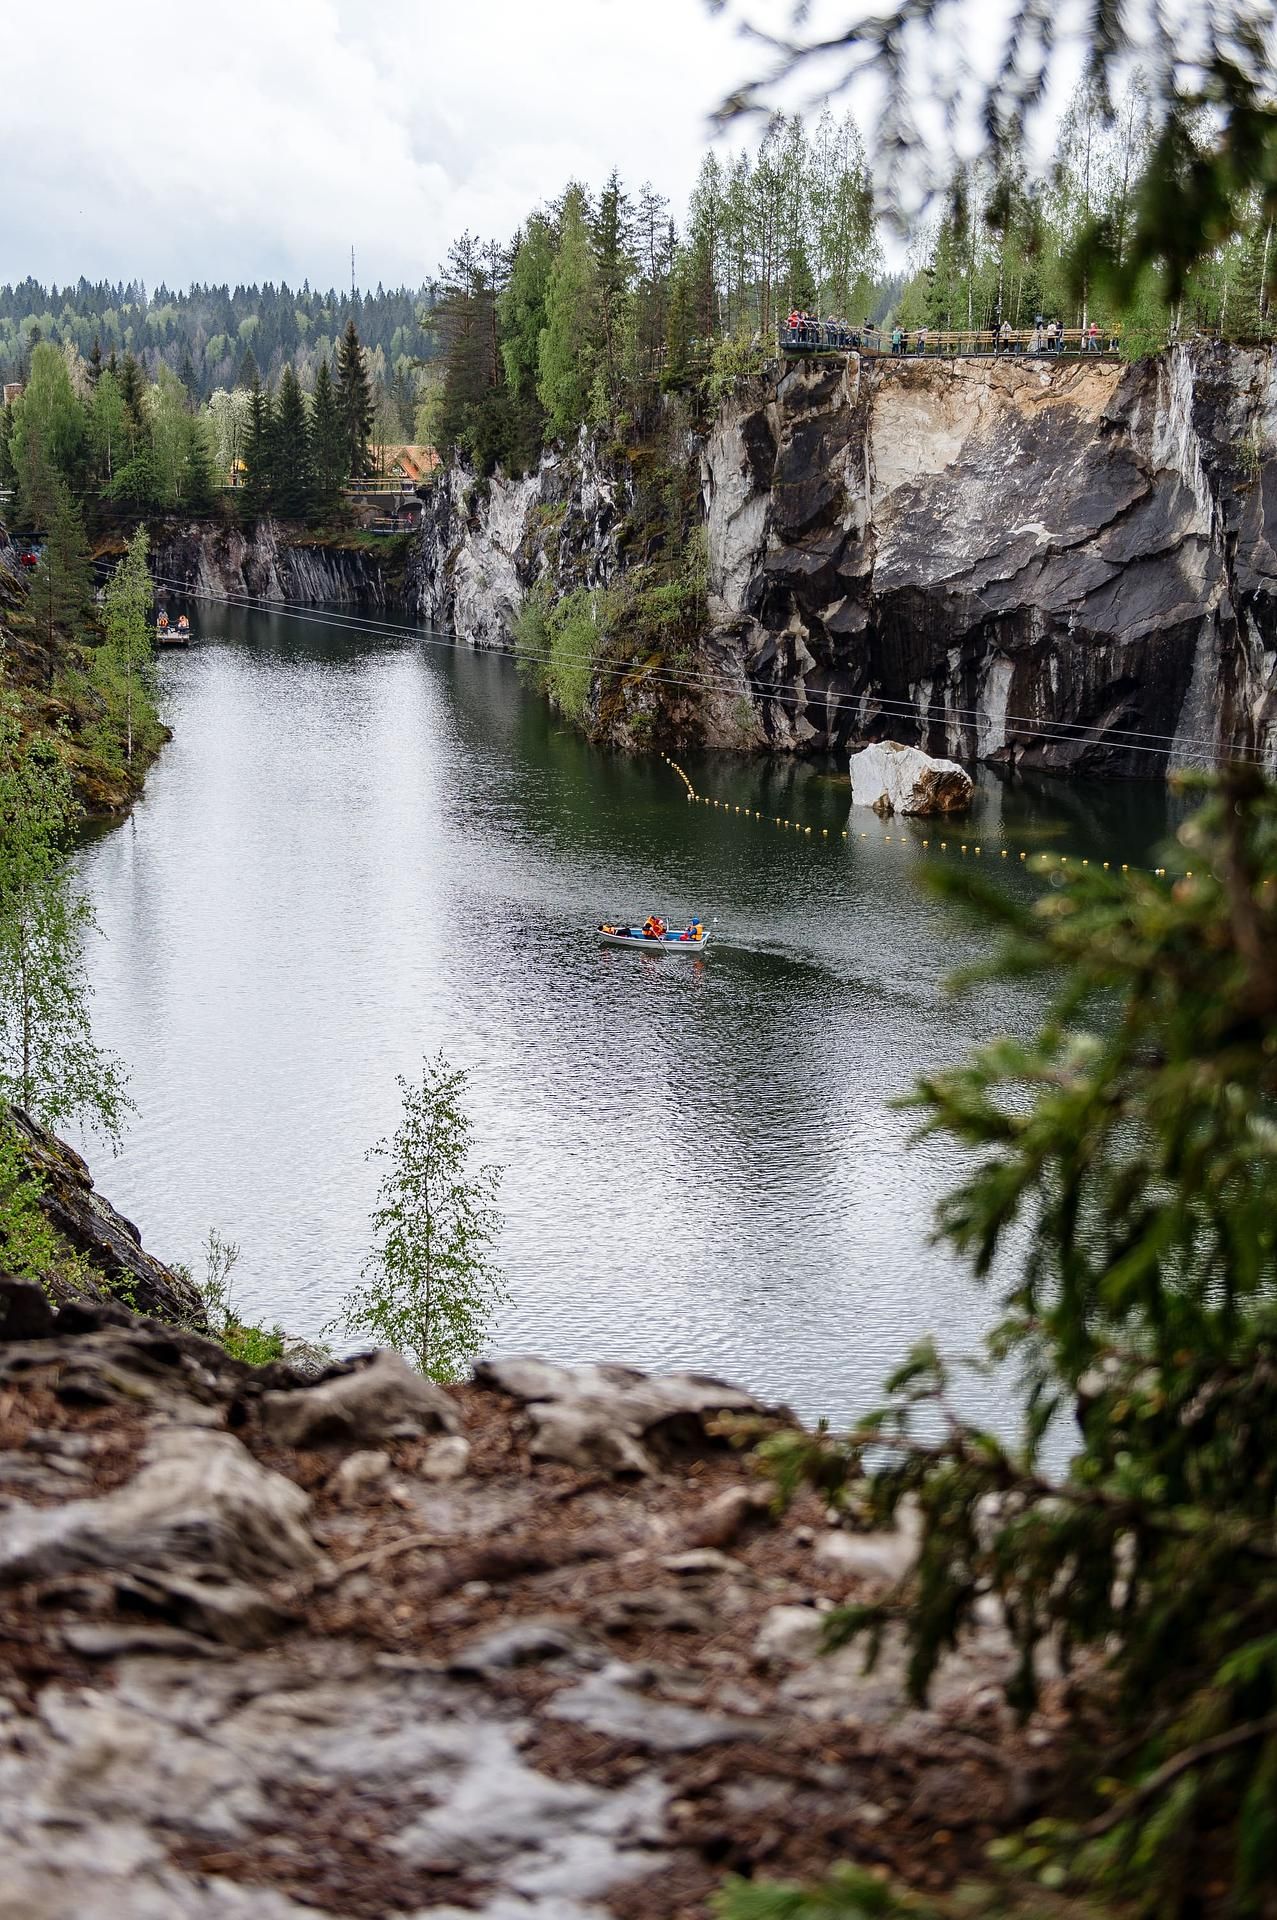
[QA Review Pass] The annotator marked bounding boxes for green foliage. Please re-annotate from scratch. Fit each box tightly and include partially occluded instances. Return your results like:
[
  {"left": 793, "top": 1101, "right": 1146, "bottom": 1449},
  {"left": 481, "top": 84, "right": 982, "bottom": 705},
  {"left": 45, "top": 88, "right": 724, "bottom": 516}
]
[
  {"left": 0, "top": 698, "right": 131, "bottom": 1144},
  {"left": 719, "top": 3, "right": 1277, "bottom": 311},
  {"left": 31, "top": 485, "right": 93, "bottom": 644},
  {"left": 538, "top": 186, "right": 600, "bottom": 437},
  {"left": 335, "top": 318, "right": 374, "bottom": 479},
  {"left": 243, "top": 373, "right": 275, "bottom": 516},
  {"left": 752, "top": 770, "right": 1277, "bottom": 1912},
  {"left": 271, "top": 365, "right": 315, "bottom": 520},
  {"left": 309, "top": 357, "right": 346, "bottom": 510},
  {"left": 0, "top": 279, "right": 440, "bottom": 409},
  {"left": 516, "top": 583, "right": 601, "bottom": 722},
  {"left": 707, "top": 333, "right": 769, "bottom": 402},
  {"left": 9, "top": 342, "right": 86, "bottom": 523},
  {"left": 98, "top": 528, "right": 159, "bottom": 768},
  {"left": 716, "top": 1868, "right": 1085, "bottom": 1919},
  {"left": 334, "top": 1051, "right": 507, "bottom": 1382},
  {"left": 188, "top": 1228, "right": 285, "bottom": 1365},
  {"left": 0, "top": 1113, "right": 60, "bottom": 1283}
]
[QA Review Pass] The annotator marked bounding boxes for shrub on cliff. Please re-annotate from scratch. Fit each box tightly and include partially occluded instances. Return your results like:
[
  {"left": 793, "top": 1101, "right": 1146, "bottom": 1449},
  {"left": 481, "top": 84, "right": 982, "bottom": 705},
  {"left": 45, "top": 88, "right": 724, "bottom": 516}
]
[{"left": 744, "top": 768, "right": 1277, "bottom": 1914}]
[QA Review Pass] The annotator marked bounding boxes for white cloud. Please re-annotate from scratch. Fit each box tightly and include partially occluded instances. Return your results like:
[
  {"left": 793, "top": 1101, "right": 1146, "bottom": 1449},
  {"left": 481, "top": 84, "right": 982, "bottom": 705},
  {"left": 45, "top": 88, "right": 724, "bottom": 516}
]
[{"left": 4, "top": 0, "right": 803, "bottom": 291}]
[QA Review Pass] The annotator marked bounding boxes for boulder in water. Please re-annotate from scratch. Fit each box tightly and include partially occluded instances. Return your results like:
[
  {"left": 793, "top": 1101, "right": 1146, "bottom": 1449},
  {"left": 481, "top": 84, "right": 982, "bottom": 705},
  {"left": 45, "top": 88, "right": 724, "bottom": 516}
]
[{"left": 849, "top": 740, "right": 973, "bottom": 817}]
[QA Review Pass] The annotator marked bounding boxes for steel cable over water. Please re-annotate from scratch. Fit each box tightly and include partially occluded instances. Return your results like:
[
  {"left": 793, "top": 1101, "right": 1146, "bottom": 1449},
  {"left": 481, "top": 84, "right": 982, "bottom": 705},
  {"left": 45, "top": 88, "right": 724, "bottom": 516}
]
[
  {"left": 125, "top": 572, "right": 1270, "bottom": 874},
  {"left": 133, "top": 571, "right": 1277, "bottom": 769}
]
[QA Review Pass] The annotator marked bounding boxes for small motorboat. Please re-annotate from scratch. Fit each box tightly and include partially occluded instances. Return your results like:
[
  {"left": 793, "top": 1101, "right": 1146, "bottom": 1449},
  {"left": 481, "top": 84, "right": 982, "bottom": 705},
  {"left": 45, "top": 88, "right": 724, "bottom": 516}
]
[
  {"left": 155, "top": 614, "right": 192, "bottom": 647},
  {"left": 598, "top": 917, "right": 709, "bottom": 953}
]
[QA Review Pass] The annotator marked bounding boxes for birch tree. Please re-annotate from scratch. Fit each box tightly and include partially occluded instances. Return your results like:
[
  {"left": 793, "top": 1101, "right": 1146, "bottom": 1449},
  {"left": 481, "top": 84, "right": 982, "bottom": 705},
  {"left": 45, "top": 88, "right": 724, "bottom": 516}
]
[
  {"left": 0, "top": 701, "right": 131, "bottom": 1142},
  {"left": 336, "top": 1052, "right": 506, "bottom": 1382}
]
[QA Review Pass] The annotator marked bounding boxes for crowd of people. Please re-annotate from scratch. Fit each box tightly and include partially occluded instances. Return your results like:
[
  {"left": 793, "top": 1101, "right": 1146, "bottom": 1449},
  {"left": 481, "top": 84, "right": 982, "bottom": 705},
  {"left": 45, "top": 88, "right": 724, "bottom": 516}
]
[
  {"left": 781, "top": 313, "right": 1115, "bottom": 357},
  {"left": 782, "top": 312, "right": 879, "bottom": 351}
]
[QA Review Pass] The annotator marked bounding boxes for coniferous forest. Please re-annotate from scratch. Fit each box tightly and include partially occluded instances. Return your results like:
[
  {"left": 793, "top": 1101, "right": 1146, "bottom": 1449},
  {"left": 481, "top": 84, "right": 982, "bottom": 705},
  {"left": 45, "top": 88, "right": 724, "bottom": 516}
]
[{"left": 3, "top": 89, "right": 1275, "bottom": 519}]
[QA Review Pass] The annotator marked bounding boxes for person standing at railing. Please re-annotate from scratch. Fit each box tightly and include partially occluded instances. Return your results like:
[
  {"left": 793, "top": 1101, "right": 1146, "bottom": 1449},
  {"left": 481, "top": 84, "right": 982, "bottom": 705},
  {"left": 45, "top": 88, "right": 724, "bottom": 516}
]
[
  {"left": 915, "top": 325, "right": 927, "bottom": 354},
  {"left": 1086, "top": 320, "right": 1100, "bottom": 351},
  {"left": 1031, "top": 316, "right": 1044, "bottom": 352},
  {"left": 1046, "top": 319, "right": 1057, "bottom": 352},
  {"left": 891, "top": 325, "right": 902, "bottom": 356}
]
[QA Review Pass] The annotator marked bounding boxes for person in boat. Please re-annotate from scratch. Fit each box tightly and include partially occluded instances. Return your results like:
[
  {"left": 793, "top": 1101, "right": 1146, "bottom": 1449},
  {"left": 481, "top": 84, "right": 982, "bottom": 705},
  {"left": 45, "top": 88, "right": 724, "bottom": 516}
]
[
  {"left": 177, "top": 614, "right": 190, "bottom": 632},
  {"left": 641, "top": 915, "right": 667, "bottom": 940},
  {"left": 157, "top": 611, "right": 169, "bottom": 630}
]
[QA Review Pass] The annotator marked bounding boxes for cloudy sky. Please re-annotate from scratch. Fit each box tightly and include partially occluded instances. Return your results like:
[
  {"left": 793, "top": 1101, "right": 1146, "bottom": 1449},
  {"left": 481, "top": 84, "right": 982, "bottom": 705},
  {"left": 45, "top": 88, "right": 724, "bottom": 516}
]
[{"left": 5, "top": 0, "right": 830, "bottom": 294}]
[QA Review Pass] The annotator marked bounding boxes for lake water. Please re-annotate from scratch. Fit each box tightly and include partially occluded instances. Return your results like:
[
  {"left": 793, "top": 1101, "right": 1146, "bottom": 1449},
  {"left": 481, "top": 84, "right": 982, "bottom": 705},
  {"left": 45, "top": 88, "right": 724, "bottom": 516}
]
[{"left": 74, "top": 605, "right": 1184, "bottom": 1427}]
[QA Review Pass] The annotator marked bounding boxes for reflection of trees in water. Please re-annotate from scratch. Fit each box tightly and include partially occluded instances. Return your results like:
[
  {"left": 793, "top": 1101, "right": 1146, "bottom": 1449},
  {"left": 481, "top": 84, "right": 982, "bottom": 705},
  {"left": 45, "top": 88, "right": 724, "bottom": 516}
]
[{"left": 994, "top": 767, "right": 1183, "bottom": 861}]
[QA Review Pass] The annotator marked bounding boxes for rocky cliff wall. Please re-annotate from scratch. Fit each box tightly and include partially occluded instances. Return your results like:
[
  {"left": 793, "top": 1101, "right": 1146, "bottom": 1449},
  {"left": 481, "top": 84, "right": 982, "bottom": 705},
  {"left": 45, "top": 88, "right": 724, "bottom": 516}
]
[
  {"left": 151, "top": 519, "right": 390, "bottom": 607},
  {"left": 413, "top": 346, "right": 1277, "bottom": 778},
  {"left": 703, "top": 344, "right": 1277, "bottom": 777},
  {"left": 408, "top": 438, "right": 626, "bottom": 647}
]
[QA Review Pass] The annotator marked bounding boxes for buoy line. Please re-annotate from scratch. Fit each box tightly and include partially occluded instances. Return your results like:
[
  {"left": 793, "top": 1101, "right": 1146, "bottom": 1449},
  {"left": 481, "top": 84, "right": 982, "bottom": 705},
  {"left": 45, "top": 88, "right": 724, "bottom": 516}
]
[{"left": 661, "top": 755, "right": 1195, "bottom": 879}]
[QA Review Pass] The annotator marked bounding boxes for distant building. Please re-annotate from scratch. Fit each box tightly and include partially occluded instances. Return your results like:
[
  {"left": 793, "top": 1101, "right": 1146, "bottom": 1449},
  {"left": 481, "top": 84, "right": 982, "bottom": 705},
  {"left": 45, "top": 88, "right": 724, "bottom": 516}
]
[
  {"left": 375, "top": 444, "right": 440, "bottom": 486},
  {"left": 2, "top": 382, "right": 23, "bottom": 407}
]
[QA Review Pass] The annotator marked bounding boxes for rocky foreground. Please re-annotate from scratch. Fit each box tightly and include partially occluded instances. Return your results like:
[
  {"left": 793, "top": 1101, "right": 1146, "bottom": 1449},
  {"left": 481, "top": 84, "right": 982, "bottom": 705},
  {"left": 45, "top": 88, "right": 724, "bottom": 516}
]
[{"left": 0, "top": 1281, "right": 1075, "bottom": 1919}]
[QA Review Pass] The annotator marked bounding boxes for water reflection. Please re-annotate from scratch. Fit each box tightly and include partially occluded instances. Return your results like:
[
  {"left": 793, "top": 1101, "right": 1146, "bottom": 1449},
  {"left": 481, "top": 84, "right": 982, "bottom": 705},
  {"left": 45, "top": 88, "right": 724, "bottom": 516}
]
[{"left": 73, "top": 606, "right": 1181, "bottom": 1429}]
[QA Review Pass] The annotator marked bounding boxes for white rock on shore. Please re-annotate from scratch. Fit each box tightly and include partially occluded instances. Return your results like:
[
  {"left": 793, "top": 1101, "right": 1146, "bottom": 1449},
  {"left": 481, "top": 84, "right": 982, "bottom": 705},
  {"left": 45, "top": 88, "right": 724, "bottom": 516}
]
[{"left": 849, "top": 740, "right": 974, "bottom": 817}]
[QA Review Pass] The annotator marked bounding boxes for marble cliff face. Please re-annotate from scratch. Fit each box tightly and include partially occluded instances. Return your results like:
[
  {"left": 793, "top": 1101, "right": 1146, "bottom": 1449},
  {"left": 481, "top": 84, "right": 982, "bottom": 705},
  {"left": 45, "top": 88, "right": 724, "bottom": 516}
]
[
  {"left": 416, "top": 343, "right": 1277, "bottom": 778},
  {"left": 702, "top": 344, "right": 1277, "bottom": 776}
]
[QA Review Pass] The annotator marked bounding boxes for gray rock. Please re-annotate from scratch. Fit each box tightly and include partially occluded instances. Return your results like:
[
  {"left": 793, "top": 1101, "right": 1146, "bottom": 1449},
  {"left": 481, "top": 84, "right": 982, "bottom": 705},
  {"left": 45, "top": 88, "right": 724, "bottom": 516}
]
[
  {"left": 420, "top": 1433, "right": 472, "bottom": 1481},
  {"left": 849, "top": 740, "right": 973, "bottom": 816},
  {"left": 754, "top": 1604, "right": 826, "bottom": 1664},
  {"left": 815, "top": 1519, "right": 920, "bottom": 1584},
  {"left": 0, "top": 1113, "right": 205, "bottom": 1328},
  {"left": 545, "top": 1662, "right": 761, "bottom": 1752},
  {"left": 0, "top": 1427, "right": 322, "bottom": 1642},
  {"left": 258, "top": 1349, "right": 458, "bottom": 1448},
  {"left": 448, "top": 1618, "right": 602, "bottom": 1678},
  {"left": 474, "top": 1354, "right": 775, "bottom": 1476},
  {"left": 699, "top": 347, "right": 1277, "bottom": 776},
  {"left": 331, "top": 1448, "right": 392, "bottom": 1499}
]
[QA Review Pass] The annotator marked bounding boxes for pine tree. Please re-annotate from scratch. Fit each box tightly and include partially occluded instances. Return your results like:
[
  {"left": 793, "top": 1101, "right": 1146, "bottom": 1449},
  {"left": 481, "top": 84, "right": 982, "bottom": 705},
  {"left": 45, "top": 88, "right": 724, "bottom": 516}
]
[
  {"left": 310, "top": 357, "right": 347, "bottom": 510},
  {"left": 243, "top": 374, "right": 275, "bottom": 517},
  {"left": 592, "top": 171, "right": 636, "bottom": 406},
  {"left": 271, "top": 365, "right": 315, "bottom": 520},
  {"left": 87, "top": 337, "right": 103, "bottom": 388},
  {"left": 31, "top": 485, "right": 92, "bottom": 645},
  {"left": 184, "top": 413, "right": 217, "bottom": 513},
  {"left": 335, "top": 319, "right": 374, "bottom": 478},
  {"left": 100, "top": 527, "right": 153, "bottom": 769},
  {"left": 117, "top": 353, "right": 147, "bottom": 437},
  {"left": 499, "top": 216, "right": 556, "bottom": 405},
  {"left": 236, "top": 346, "right": 260, "bottom": 391},
  {"left": 537, "top": 186, "right": 599, "bottom": 437}
]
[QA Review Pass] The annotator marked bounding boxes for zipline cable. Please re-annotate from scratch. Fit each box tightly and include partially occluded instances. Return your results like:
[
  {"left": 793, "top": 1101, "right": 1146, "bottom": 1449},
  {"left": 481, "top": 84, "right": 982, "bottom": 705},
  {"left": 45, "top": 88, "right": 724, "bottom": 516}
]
[{"left": 131, "top": 570, "right": 1271, "bottom": 771}]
